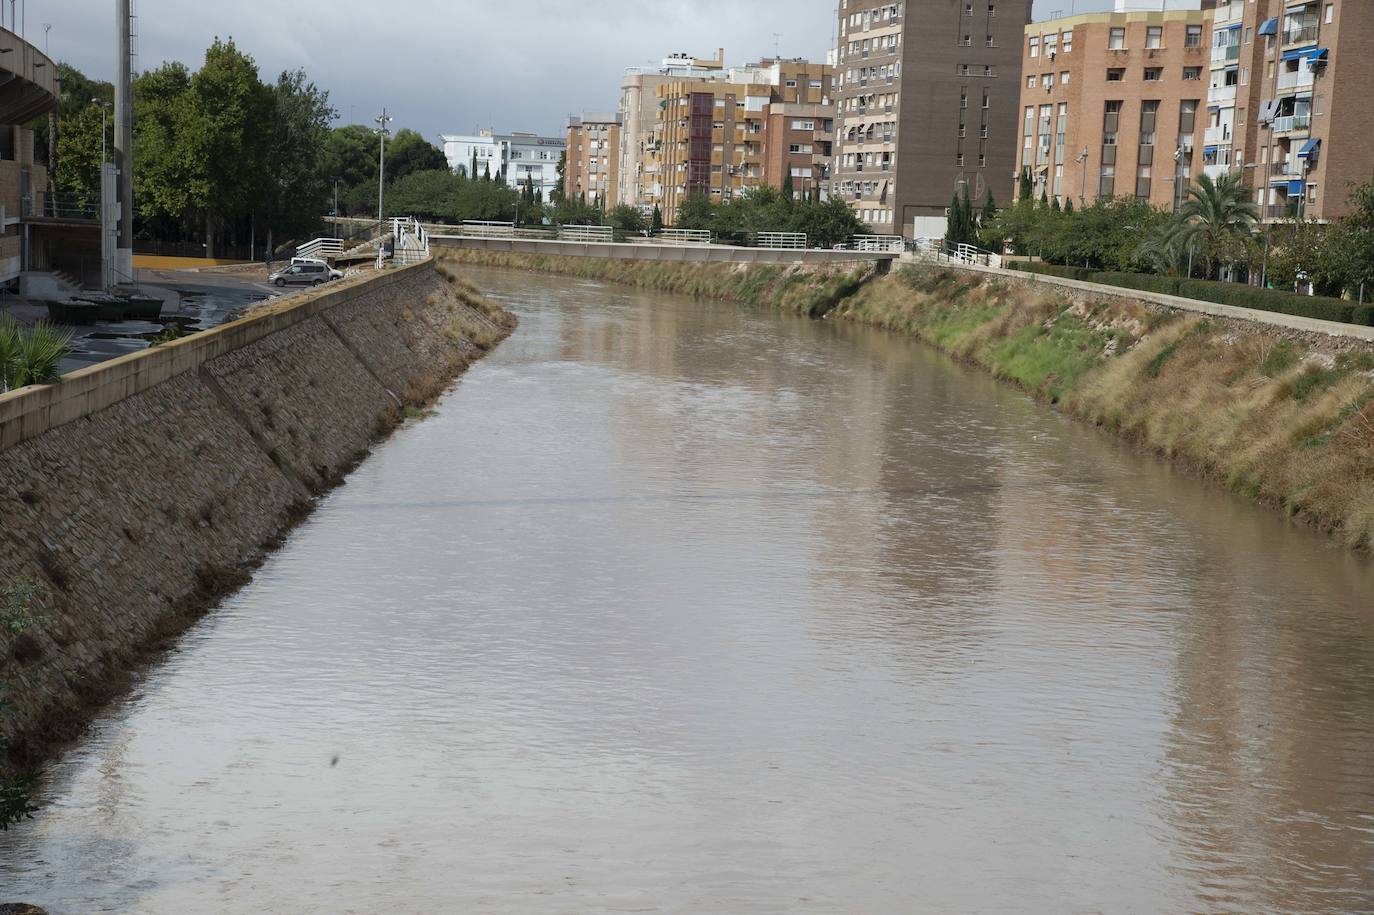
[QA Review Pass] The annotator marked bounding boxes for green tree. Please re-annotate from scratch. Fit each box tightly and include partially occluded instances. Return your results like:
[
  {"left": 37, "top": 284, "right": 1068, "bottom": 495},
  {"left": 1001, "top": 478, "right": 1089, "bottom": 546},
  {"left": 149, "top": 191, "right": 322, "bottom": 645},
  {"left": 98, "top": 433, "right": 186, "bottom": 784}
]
[
  {"left": 1019, "top": 167, "right": 1034, "bottom": 202},
  {"left": 133, "top": 62, "right": 206, "bottom": 227},
  {"left": 782, "top": 171, "right": 795, "bottom": 203},
  {"left": 385, "top": 128, "right": 447, "bottom": 183},
  {"left": 190, "top": 39, "right": 274, "bottom": 256},
  {"left": 1169, "top": 172, "right": 1260, "bottom": 279},
  {"left": 674, "top": 192, "right": 716, "bottom": 231},
  {"left": 651, "top": 204, "right": 664, "bottom": 234},
  {"left": 606, "top": 204, "right": 647, "bottom": 240},
  {"left": 321, "top": 125, "right": 382, "bottom": 208},
  {"left": 260, "top": 68, "right": 336, "bottom": 254}
]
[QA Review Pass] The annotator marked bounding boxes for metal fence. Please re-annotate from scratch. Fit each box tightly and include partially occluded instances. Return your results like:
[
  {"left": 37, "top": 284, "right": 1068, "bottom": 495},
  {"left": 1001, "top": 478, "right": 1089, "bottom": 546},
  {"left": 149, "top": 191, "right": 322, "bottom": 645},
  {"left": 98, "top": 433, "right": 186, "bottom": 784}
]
[
  {"left": 559, "top": 225, "right": 616, "bottom": 243},
  {"left": 659, "top": 229, "right": 713, "bottom": 246},
  {"left": 755, "top": 232, "right": 807, "bottom": 249},
  {"left": 852, "top": 235, "right": 905, "bottom": 254}
]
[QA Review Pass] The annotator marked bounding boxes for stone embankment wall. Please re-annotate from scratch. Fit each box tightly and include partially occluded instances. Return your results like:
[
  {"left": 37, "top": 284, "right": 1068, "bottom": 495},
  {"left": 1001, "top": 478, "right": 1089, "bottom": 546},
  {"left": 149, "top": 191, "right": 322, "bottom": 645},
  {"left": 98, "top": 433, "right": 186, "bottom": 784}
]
[{"left": 0, "top": 260, "right": 515, "bottom": 765}]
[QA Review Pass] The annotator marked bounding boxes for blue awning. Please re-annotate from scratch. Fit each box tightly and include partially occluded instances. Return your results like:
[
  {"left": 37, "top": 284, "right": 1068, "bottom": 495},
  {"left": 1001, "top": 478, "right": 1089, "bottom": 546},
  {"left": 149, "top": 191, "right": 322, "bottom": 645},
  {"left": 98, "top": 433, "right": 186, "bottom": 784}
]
[
  {"left": 1287, "top": 180, "right": 1305, "bottom": 196},
  {"left": 1224, "top": 23, "right": 1242, "bottom": 31},
  {"left": 1298, "top": 138, "right": 1321, "bottom": 158},
  {"left": 1204, "top": 146, "right": 1218, "bottom": 156},
  {"left": 1258, "top": 18, "right": 1279, "bottom": 36},
  {"left": 1282, "top": 45, "right": 1317, "bottom": 61},
  {"left": 1310, "top": 48, "right": 1329, "bottom": 64}
]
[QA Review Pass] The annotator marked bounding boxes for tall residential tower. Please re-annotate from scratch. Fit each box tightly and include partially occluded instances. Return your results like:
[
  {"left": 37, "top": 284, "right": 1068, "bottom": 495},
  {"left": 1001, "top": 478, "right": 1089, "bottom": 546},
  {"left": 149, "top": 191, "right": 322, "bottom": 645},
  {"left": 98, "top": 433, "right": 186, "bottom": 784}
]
[{"left": 832, "top": 0, "right": 1034, "bottom": 238}]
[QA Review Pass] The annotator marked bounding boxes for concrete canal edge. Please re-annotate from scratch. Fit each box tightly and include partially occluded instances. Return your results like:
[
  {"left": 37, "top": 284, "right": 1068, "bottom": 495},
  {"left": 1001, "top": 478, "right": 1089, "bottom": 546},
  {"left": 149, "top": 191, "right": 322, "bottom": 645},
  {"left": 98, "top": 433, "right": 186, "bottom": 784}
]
[
  {"left": 0, "top": 259, "right": 516, "bottom": 773},
  {"left": 439, "top": 247, "right": 1374, "bottom": 552}
]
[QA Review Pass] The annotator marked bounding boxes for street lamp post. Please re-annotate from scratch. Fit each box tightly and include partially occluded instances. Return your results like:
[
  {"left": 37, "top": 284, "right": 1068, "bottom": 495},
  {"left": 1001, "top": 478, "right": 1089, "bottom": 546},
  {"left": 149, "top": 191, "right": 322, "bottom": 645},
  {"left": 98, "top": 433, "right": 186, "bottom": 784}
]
[
  {"left": 93, "top": 98, "right": 111, "bottom": 163},
  {"left": 333, "top": 177, "right": 343, "bottom": 238},
  {"left": 376, "top": 108, "right": 392, "bottom": 228},
  {"left": 1077, "top": 147, "right": 1088, "bottom": 207}
]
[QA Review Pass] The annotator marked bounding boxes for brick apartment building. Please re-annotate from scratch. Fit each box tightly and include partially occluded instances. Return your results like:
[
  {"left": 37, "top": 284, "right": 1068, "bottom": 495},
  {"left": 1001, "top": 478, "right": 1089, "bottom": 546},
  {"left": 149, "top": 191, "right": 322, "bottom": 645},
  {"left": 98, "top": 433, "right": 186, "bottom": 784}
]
[
  {"left": 832, "top": 0, "right": 1034, "bottom": 239},
  {"left": 762, "top": 103, "right": 835, "bottom": 198},
  {"left": 648, "top": 58, "right": 833, "bottom": 223},
  {"left": 565, "top": 113, "right": 622, "bottom": 206},
  {"left": 1208, "top": 0, "right": 1374, "bottom": 223},
  {"left": 1017, "top": 4, "right": 1212, "bottom": 210}
]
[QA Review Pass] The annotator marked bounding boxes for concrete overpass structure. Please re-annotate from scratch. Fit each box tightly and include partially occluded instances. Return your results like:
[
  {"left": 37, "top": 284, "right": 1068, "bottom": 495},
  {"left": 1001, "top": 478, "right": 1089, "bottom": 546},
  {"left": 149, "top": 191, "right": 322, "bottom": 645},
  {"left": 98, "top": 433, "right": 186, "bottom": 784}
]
[{"left": 0, "top": 26, "right": 60, "bottom": 287}]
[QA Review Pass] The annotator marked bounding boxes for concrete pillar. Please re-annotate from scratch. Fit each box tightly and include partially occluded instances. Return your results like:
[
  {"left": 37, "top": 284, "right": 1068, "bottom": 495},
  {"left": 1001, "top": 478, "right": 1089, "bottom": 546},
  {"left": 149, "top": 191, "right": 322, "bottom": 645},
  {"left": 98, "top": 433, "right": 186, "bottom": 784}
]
[{"left": 113, "top": 0, "right": 134, "bottom": 286}]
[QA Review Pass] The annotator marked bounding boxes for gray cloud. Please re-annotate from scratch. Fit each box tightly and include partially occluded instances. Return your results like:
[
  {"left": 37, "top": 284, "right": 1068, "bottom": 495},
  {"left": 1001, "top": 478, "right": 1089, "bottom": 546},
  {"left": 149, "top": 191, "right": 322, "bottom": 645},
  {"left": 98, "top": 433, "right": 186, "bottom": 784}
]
[{"left": 44, "top": 0, "right": 1113, "bottom": 143}]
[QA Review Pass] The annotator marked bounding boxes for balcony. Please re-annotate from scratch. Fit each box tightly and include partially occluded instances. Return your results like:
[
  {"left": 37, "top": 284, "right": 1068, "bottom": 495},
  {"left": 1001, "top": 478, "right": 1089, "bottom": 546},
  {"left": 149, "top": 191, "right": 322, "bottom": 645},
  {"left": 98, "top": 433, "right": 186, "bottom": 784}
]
[
  {"left": 1204, "top": 125, "right": 1233, "bottom": 145},
  {"left": 1276, "top": 69, "right": 1315, "bottom": 92},
  {"left": 1282, "top": 25, "right": 1319, "bottom": 47},
  {"left": 1209, "top": 84, "right": 1237, "bottom": 104},
  {"left": 1203, "top": 163, "right": 1229, "bottom": 181},
  {"left": 1265, "top": 202, "right": 1302, "bottom": 220},
  {"left": 1270, "top": 159, "right": 1300, "bottom": 178},
  {"left": 1211, "top": 43, "right": 1241, "bottom": 63},
  {"left": 1272, "top": 113, "right": 1312, "bottom": 134}
]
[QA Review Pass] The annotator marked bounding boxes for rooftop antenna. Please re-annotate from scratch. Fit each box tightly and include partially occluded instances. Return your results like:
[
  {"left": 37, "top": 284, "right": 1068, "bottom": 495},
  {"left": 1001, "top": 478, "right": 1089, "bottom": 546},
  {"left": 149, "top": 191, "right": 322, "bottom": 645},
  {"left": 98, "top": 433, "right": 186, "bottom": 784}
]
[{"left": 773, "top": 32, "right": 783, "bottom": 60}]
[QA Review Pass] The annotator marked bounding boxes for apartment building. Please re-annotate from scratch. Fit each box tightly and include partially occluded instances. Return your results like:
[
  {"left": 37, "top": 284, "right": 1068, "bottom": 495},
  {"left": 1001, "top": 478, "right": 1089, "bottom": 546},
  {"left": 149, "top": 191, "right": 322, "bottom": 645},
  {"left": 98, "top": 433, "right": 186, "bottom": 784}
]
[
  {"left": 1208, "top": 0, "right": 1374, "bottom": 223},
  {"left": 440, "top": 130, "right": 566, "bottom": 201},
  {"left": 762, "top": 103, "right": 835, "bottom": 198},
  {"left": 647, "top": 58, "right": 833, "bottom": 223},
  {"left": 832, "top": 0, "right": 1033, "bottom": 239},
  {"left": 618, "top": 50, "right": 727, "bottom": 209},
  {"left": 565, "top": 113, "right": 622, "bottom": 205},
  {"left": 1017, "top": 3, "right": 1211, "bottom": 211}
]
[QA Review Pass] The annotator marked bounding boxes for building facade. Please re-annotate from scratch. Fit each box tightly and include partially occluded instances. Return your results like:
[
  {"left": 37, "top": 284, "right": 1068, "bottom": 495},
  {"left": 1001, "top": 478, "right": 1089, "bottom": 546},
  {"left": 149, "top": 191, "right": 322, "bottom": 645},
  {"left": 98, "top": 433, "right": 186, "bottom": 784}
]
[
  {"left": 440, "top": 131, "right": 566, "bottom": 201},
  {"left": 1017, "top": 4, "right": 1211, "bottom": 211},
  {"left": 619, "top": 51, "right": 728, "bottom": 210},
  {"left": 832, "top": 0, "right": 1034, "bottom": 239},
  {"left": 1210, "top": 0, "right": 1373, "bottom": 223},
  {"left": 645, "top": 58, "right": 834, "bottom": 223},
  {"left": 762, "top": 102, "right": 835, "bottom": 198},
  {"left": 565, "top": 113, "right": 622, "bottom": 205}
]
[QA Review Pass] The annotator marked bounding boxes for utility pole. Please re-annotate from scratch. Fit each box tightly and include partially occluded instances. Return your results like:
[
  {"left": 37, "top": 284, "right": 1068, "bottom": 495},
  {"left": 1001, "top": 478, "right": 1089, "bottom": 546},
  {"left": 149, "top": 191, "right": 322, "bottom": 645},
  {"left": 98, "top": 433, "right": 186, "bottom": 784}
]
[
  {"left": 113, "top": 0, "right": 134, "bottom": 285},
  {"left": 376, "top": 108, "right": 392, "bottom": 227}
]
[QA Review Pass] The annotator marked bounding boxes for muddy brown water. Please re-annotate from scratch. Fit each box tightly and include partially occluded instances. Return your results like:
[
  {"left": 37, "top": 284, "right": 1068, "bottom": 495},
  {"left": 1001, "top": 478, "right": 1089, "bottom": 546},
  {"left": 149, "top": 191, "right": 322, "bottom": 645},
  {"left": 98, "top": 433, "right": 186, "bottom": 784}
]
[{"left": 2, "top": 267, "right": 1372, "bottom": 913}]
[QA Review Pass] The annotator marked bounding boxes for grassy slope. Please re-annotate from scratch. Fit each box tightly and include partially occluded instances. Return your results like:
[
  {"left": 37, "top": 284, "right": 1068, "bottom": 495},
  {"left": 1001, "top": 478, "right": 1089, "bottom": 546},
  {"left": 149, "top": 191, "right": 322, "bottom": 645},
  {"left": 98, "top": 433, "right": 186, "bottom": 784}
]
[
  {"left": 438, "top": 249, "right": 873, "bottom": 318},
  {"left": 441, "top": 249, "right": 1374, "bottom": 549},
  {"left": 834, "top": 266, "right": 1374, "bottom": 549}
]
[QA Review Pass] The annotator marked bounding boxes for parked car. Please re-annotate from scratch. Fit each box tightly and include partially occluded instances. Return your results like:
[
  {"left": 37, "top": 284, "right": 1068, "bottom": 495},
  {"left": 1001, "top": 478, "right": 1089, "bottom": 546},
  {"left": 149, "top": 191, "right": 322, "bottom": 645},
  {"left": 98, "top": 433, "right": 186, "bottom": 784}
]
[{"left": 269, "top": 261, "right": 343, "bottom": 288}]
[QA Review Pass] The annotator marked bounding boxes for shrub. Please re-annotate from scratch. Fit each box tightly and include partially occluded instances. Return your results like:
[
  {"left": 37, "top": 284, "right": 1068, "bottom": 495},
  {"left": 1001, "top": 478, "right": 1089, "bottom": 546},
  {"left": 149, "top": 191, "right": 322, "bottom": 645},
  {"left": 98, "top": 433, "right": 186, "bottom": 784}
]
[
  {"left": 1090, "top": 272, "right": 1182, "bottom": 297},
  {"left": 1175, "top": 281, "right": 1353, "bottom": 324},
  {"left": 1006, "top": 261, "right": 1092, "bottom": 282},
  {"left": 1352, "top": 304, "right": 1374, "bottom": 327}
]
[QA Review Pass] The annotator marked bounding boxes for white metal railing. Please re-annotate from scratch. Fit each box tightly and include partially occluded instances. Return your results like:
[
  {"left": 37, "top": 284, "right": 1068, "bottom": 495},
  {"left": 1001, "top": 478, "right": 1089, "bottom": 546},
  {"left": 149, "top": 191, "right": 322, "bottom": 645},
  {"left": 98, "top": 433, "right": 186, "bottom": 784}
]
[
  {"left": 852, "top": 234, "right": 904, "bottom": 253},
  {"left": 460, "top": 220, "right": 517, "bottom": 238},
  {"left": 1273, "top": 114, "right": 1312, "bottom": 133},
  {"left": 1204, "top": 125, "right": 1233, "bottom": 145},
  {"left": 755, "top": 232, "right": 807, "bottom": 249},
  {"left": 296, "top": 237, "right": 344, "bottom": 261},
  {"left": 908, "top": 238, "right": 1003, "bottom": 270},
  {"left": 1209, "top": 84, "right": 1237, "bottom": 104},
  {"left": 392, "top": 216, "right": 430, "bottom": 265},
  {"left": 659, "top": 228, "right": 713, "bottom": 246},
  {"left": 559, "top": 225, "right": 616, "bottom": 243}
]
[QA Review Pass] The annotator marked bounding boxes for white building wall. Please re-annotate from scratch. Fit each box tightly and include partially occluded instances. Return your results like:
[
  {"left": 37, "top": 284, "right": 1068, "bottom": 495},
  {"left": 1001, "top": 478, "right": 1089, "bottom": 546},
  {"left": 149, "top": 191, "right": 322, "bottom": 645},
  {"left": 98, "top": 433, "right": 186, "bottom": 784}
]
[{"left": 441, "top": 132, "right": 566, "bottom": 202}]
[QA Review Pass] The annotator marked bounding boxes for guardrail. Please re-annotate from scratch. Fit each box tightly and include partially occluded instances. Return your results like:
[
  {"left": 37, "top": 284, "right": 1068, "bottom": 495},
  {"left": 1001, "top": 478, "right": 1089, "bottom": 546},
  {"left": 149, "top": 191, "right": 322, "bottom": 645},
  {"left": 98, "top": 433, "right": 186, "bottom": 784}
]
[
  {"left": 755, "top": 232, "right": 807, "bottom": 250},
  {"left": 908, "top": 238, "right": 1003, "bottom": 270},
  {"left": 659, "top": 229, "right": 713, "bottom": 246},
  {"left": 461, "top": 220, "right": 518, "bottom": 238},
  {"left": 853, "top": 235, "right": 904, "bottom": 254},
  {"left": 295, "top": 237, "right": 345, "bottom": 261},
  {"left": 392, "top": 217, "right": 431, "bottom": 265},
  {"left": 559, "top": 225, "right": 615, "bottom": 243}
]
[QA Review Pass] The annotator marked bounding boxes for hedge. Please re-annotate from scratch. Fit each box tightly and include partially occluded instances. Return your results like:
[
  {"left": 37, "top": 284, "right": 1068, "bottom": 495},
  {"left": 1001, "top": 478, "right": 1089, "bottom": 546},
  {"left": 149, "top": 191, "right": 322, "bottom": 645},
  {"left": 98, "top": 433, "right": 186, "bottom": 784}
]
[
  {"left": 1006, "top": 261, "right": 1093, "bottom": 282},
  {"left": 1007, "top": 261, "right": 1368, "bottom": 326},
  {"left": 1174, "top": 280, "right": 1354, "bottom": 325}
]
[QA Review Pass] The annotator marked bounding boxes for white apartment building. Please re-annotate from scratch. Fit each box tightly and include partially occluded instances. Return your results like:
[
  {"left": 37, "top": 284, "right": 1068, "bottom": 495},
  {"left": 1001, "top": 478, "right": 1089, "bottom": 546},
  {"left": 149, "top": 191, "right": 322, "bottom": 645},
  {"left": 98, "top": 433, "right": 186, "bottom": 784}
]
[{"left": 441, "top": 130, "right": 566, "bottom": 201}]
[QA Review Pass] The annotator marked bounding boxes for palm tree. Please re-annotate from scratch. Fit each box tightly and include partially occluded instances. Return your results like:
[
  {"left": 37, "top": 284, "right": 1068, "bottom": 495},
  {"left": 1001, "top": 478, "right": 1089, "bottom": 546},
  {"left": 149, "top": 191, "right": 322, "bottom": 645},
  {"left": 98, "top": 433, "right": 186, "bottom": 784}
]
[{"left": 1168, "top": 172, "right": 1259, "bottom": 279}]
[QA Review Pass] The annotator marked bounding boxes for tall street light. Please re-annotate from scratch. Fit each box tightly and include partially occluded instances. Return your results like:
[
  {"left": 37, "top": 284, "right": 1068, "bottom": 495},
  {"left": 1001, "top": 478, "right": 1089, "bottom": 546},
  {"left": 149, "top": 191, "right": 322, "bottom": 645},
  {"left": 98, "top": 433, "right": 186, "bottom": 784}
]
[
  {"left": 376, "top": 109, "right": 392, "bottom": 228},
  {"left": 333, "top": 176, "right": 343, "bottom": 238}
]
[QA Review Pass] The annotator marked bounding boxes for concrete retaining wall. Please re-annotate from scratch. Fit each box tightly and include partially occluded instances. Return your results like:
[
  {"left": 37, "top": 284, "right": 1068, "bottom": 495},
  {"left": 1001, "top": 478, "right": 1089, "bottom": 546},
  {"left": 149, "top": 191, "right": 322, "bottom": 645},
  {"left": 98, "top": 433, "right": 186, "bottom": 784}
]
[{"left": 0, "top": 259, "right": 511, "bottom": 763}]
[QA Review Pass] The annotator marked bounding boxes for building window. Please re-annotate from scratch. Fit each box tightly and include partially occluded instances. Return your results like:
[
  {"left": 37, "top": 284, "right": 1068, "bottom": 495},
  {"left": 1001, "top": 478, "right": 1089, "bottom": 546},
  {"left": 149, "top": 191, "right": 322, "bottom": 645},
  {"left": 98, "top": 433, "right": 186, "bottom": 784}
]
[
  {"left": 1029, "top": 36, "right": 1040, "bottom": 58},
  {"left": 1144, "top": 68, "right": 1162, "bottom": 81},
  {"left": 1062, "top": 30, "right": 1073, "bottom": 53},
  {"left": 1186, "top": 24, "right": 1202, "bottom": 47},
  {"left": 1146, "top": 26, "right": 1163, "bottom": 49},
  {"left": 1109, "top": 27, "right": 1126, "bottom": 50},
  {"left": 1183, "top": 66, "right": 1202, "bottom": 80},
  {"left": 1061, "top": 71, "right": 1070, "bottom": 85},
  {"left": 1107, "top": 68, "right": 1125, "bottom": 81}
]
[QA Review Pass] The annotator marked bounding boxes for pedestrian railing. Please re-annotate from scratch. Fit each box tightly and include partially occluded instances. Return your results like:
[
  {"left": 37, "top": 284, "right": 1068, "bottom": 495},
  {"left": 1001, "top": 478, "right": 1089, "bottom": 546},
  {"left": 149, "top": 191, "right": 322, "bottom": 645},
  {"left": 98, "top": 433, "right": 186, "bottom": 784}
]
[
  {"left": 852, "top": 234, "right": 904, "bottom": 254},
  {"left": 295, "top": 238, "right": 345, "bottom": 261},
  {"left": 392, "top": 217, "right": 431, "bottom": 265},
  {"left": 755, "top": 232, "right": 807, "bottom": 249},
  {"left": 460, "top": 220, "right": 518, "bottom": 238},
  {"left": 908, "top": 238, "right": 1003, "bottom": 270},
  {"left": 659, "top": 229, "right": 713, "bottom": 246},
  {"left": 559, "top": 225, "right": 615, "bottom": 243}
]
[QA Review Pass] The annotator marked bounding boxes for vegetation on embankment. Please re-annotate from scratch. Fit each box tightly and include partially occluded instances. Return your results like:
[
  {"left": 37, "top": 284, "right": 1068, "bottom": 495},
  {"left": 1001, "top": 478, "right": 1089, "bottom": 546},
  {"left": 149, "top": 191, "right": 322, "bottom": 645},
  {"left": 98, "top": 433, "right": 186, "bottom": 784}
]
[
  {"left": 833, "top": 266, "right": 1374, "bottom": 549},
  {"left": 438, "top": 249, "right": 874, "bottom": 318}
]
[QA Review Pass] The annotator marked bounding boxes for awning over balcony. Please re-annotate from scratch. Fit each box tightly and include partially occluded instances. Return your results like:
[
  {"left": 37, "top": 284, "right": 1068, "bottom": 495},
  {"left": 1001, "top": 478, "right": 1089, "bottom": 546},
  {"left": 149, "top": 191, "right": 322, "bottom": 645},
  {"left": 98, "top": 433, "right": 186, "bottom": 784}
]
[
  {"left": 1281, "top": 44, "right": 1318, "bottom": 61},
  {"left": 1259, "top": 99, "right": 1279, "bottom": 122},
  {"left": 1204, "top": 146, "right": 1218, "bottom": 156},
  {"left": 1298, "top": 138, "right": 1321, "bottom": 158},
  {"left": 1258, "top": 18, "right": 1280, "bottom": 36},
  {"left": 1286, "top": 179, "right": 1305, "bottom": 196},
  {"left": 1310, "top": 48, "right": 1329, "bottom": 64}
]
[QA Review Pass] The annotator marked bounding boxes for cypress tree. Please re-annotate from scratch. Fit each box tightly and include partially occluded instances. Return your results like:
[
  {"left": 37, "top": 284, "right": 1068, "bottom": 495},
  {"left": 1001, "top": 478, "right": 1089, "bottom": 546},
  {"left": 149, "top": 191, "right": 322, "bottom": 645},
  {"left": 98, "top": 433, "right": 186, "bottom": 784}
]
[
  {"left": 1039, "top": 188, "right": 1049, "bottom": 208},
  {"left": 949, "top": 192, "right": 963, "bottom": 243},
  {"left": 483, "top": 162, "right": 492, "bottom": 182},
  {"left": 651, "top": 205, "right": 664, "bottom": 234},
  {"left": 981, "top": 189, "right": 997, "bottom": 228},
  {"left": 1051, "top": 197, "right": 1062, "bottom": 214},
  {"left": 782, "top": 172, "right": 795, "bottom": 202},
  {"left": 960, "top": 184, "right": 974, "bottom": 243},
  {"left": 1064, "top": 198, "right": 1075, "bottom": 214},
  {"left": 1019, "top": 167, "right": 1034, "bottom": 202},
  {"left": 471, "top": 150, "right": 479, "bottom": 181}
]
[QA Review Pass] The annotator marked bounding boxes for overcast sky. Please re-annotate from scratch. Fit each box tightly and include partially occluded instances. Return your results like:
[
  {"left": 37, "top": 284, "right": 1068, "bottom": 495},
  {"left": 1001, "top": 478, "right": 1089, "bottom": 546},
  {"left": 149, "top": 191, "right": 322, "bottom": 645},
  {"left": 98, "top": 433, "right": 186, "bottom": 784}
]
[{"left": 45, "top": 0, "right": 1114, "bottom": 142}]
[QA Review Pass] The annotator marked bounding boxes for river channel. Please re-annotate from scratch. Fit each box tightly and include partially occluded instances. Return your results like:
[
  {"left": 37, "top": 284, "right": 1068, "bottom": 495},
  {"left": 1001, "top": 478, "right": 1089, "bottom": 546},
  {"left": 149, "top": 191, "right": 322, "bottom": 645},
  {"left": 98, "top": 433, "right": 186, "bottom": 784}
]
[{"left": 2, "top": 266, "right": 1372, "bottom": 913}]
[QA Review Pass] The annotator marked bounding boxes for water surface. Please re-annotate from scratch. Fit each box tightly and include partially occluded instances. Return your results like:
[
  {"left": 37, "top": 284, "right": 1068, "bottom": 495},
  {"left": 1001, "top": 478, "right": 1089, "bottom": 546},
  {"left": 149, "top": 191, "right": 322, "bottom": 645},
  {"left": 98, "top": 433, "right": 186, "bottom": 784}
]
[{"left": 3, "top": 267, "right": 1372, "bottom": 913}]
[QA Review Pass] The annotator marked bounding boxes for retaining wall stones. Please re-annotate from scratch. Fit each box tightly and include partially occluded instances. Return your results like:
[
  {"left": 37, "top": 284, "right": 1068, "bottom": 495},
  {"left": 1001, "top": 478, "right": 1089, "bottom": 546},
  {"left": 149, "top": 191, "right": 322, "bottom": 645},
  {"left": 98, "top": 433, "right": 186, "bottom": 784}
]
[{"left": 0, "top": 259, "right": 513, "bottom": 764}]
